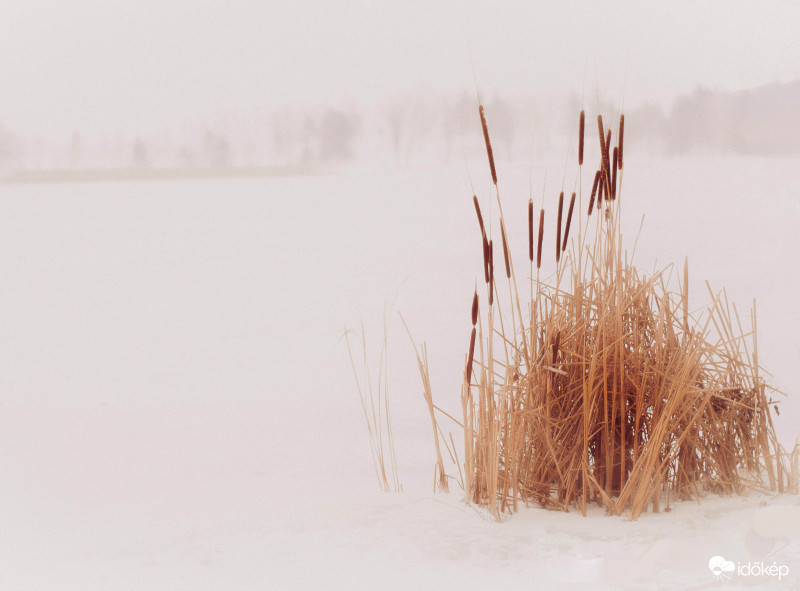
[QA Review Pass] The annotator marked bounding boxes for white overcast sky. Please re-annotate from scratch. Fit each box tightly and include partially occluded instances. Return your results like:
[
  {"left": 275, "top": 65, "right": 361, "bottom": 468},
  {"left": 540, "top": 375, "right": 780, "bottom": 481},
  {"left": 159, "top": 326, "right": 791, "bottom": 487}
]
[{"left": 2, "top": 0, "right": 799, "bottom": 137}]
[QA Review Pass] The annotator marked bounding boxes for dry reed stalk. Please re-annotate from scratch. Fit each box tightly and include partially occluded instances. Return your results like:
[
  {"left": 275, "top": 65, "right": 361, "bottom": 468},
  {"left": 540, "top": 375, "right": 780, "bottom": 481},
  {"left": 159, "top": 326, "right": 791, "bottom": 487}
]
[
  {"left": 345, "top": 325, "right": 401, "bottom": 493},
  {"left": 479, "top": 105, "right": 497, "bottom": 185},
  {"left": 578, "top": 110, "right": 585, "bottom": 166},
  {"left": 501, "top": 219, "right": 511, "bottom": 278},
  {"left": 563, "top": 192, "right": 576, "bottom": 251},
  {"left": 556, "top": 192, "right": 564, "bottom": 263}
]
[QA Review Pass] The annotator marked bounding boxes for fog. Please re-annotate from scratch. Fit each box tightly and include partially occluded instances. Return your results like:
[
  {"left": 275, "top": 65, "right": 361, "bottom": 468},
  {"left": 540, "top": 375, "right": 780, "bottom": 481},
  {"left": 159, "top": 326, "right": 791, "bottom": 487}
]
[{"left": 2, "top": 1, "right": 800, "bottom": 173}]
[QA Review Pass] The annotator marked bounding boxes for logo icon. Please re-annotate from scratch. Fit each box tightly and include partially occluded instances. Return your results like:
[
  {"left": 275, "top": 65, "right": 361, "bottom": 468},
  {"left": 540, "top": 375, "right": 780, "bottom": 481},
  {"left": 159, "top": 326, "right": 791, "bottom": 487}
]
[{"left": 709, "top": 556, "right": 735, "bottom": 581}]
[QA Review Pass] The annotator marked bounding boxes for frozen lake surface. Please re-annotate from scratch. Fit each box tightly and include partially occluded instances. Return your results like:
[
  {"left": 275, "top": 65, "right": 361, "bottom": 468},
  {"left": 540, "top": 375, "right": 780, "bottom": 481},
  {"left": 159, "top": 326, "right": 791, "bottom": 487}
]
[{"left": 0, "top": 156, "right": 798, "bottom": 588}]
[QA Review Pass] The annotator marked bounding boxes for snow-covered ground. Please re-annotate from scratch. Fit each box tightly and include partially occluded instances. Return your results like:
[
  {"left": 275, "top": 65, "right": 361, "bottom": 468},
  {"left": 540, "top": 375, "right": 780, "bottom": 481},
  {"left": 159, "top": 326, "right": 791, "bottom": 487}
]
[{"left": 0, "top": 156, "right": 798, "bottom": 589}]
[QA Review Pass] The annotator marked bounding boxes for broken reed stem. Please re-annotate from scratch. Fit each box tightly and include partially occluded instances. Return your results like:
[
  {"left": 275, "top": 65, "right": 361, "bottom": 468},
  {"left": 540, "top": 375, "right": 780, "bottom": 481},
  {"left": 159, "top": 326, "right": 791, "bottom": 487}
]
[
  {"left": 562, "top": 192, "right": 576, "bottom": 251},
  {"left": 479, "top": 104, "right": 497, "bottom": 185},
  {"left": 578, "top": 110, "right": 585, "bottom": 166},
  {"left": 556, "top": 192, "right": 564, "bottom": 263}
]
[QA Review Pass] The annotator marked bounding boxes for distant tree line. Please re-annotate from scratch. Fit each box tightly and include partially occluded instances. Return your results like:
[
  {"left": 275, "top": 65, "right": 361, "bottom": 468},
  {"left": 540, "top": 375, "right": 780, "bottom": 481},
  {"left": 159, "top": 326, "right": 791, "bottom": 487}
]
[{"left": 0, "top": 80, "right": 798, "bottom": 174}]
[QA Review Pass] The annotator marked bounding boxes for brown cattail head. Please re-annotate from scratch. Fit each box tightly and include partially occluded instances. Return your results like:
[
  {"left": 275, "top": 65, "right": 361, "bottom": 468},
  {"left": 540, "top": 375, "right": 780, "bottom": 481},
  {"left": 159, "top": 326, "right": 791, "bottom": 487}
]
[
  {"left": 500, "top": 219, "right": 511, "bottom": 279},
  {"left": 479, "top": 105, "right": 497, "bottom": 185},
  {"left": 618, "top": 114, "right": 625, "bottom": 170},
  {"left": 488, "top": 239, "right": 494, "bottom": 306},
  {"left": 578, "top": 110, "right": 585, "bottom": 166},
  {"left": 466, "top": 326, "right": 477, "bottom": 383},
  {"left": 611, "top": 147, "right": 618, "bottom": 200},
  {"left": 537, "top": 209, "right": 544, "bottom": 269},
  {"left": 562, "top": 192, "right": 576, "bottom": 251},
  {"left": 528, "top": 199, "right": 534, "bottom": 262},
  {"left": 473, "top": 194, "right": 486, "bottom": 238},
  {"left": 471, "top": 289, "right": 479, "bottom": 326},
  {"left": 482, "top": 236, "right": 490, "bottom": 283},
  {"left": 556, "top": 192, "right": 564, "bottom": 263},
  {"left": 588, "top": 170, "right": 600, "bottom": 215},
  {"left": 597, "top": 115, "right": 606, "bottom": 164}
]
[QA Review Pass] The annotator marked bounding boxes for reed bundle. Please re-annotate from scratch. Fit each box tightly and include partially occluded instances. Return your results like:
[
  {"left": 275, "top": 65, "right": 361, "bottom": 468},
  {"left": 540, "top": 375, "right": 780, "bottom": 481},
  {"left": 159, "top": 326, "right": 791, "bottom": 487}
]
[{"left": 448, "top": 103, "right": 797, "bottom": 520}]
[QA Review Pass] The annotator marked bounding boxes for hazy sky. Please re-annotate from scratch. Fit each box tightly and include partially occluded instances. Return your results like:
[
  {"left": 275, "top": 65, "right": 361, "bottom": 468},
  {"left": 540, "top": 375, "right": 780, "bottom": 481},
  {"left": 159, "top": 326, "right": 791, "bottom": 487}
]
[{"left": 2, "top": 1, "right": 799, "bottom": 137}]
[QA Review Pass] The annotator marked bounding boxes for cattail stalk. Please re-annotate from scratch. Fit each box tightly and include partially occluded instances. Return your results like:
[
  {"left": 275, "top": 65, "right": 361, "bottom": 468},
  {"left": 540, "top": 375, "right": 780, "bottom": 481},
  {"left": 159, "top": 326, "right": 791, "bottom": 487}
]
[
  {"left": 562, "top": 192, "right": 576, "bottom": 250},
  {"left": 578, "top": 110, "right": 585, "bottom": 166},
  {"left": 618, "top": 114, "right": 625, "bottom": 170},
  {"left": 556, "top": 192, "right": 564, "bottom": 263},
  {"left": 479, "top": 105, "right": 497, "bottom": 185}
]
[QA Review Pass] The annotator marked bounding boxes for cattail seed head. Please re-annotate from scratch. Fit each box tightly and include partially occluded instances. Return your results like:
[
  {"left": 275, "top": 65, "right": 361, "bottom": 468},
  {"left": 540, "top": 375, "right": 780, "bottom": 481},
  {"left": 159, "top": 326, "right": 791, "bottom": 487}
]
[
  {"left": 537, "top": 209, "right": 544, "bottom": 269},
  {"left": 556, "top": 192, "right": 564, "bottom": 264},
  {"left": 482, "top": 236, "right": 490, "bottom": 283},
  {"left": 618, "top": 114, "right": 625, "bottom": 170},
  {"left": 611, "top": 147, "right": 618, "bottom": 200},
  {"left": 528, "top": 199, "right": 534, "bottom": 262},
  {"left": 562, "top": 192, "right": 575, "bottom": 251},
  {"left": 500, "top": 219, "right": 511, "bottom": 279},
  {"left": 578, "top": 110, "right": 585, "bottom": 166},
  {"left": 588, "top": 170, "right": 600, "bottom": 216},
  {"left": 471, "top": 289, "right": 478, "bottom": 326},
  {"left": 479, "top": 105, "right": 497, "bottom": 185},
  {"left": 488, "top": 240, "right": 494, "bottom": 306},
  {"left": 473, "top": 194, "right": 486, "bottom": 237},
  {"left": 597, "top": 115, "right": 606, "bottom": 163},
  {"left": 466, "top": 326, "right": 476, "bottom": 383}
]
